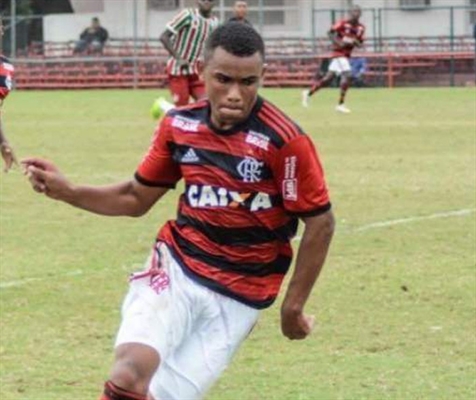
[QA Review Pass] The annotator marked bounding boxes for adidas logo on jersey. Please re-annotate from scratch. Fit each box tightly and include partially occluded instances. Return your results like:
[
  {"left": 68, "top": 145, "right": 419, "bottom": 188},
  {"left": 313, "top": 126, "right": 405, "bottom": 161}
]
[{"left": 181, "top": 148, "right": 200, "bottom": 163}]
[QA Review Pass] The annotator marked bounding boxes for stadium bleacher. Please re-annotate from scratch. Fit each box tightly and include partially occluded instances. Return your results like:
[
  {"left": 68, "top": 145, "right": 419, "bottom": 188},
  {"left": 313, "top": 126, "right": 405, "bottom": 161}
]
[{"left": 12, "top": 36, "right": 475, "bottom": 90}]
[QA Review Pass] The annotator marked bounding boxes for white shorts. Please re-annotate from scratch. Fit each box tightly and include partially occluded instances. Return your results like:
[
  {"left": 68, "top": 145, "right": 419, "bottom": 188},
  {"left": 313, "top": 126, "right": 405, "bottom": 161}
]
[
  {"left": 115, "top": 243, "right": 260, "bottom": 400},
  {"left": 328, "top": 57, "right": 351, "bottom": 75}
]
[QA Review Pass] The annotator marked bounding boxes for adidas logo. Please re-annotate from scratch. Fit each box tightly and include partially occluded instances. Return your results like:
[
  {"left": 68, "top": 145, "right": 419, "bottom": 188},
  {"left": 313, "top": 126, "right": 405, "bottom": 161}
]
[{"left": 181, "top": 148, "right": 200, "bottom": 163}]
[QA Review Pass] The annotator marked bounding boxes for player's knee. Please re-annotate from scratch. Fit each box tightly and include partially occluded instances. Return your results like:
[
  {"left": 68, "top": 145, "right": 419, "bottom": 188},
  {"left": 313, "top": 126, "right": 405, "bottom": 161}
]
[
  {"left": 109, "top": 346, "right": 159, "bottom": 394},
  {"left": 110, "top": 359, "right": 148, "bottom": 393}
]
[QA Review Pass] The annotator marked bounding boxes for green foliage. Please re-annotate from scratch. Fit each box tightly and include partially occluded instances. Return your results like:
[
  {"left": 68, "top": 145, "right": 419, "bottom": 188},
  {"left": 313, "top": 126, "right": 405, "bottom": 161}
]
[{"left": 0, "top": 88, "right": 475, "bottom": 399}]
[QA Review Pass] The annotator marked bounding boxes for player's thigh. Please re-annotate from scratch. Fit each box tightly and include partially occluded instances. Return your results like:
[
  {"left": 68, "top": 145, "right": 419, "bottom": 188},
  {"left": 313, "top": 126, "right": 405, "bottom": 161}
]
[
  {"left": 150, "top": 292, "right": 260, "bottom": 400},
  {"left": 329, "top": 57, "right": 351, "bottom": 75},
  {"left": 115, "top": 247, "right": 194, "bottom": 363},
  {"left": 189, "top": 75, "right": 206, "bottom": 101},
  {"left": 168, "top": 75, "right": 190, "bottom": 106}
]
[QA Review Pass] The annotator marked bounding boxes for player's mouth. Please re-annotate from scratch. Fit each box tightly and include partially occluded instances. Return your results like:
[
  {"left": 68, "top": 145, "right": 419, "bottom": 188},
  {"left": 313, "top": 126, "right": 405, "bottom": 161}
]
[{"left": 219, "top": 105, "right": 244, "bottom": 117}]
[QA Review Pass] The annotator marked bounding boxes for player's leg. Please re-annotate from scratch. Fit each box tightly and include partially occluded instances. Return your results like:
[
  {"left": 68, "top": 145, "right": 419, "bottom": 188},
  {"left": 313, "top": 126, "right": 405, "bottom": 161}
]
[
  {"left": 335, "top": 58, "right": 352, "bottom": 113},
  {"left": 149, "top": 285, "right": 260, "bottom": 400},
  {"left": 100, "top": 244, "right": 194, "bottom": 400},
  {"left": 169, "top": 75, "right": 191, "bottom": 107},
  {"left": 302, "top": 67, "right": 336, "bottom": 107},
  {"left": 100, "top": 344, "right": 159, "bottom": 400},
  {"left": 189, "top": 74, "right": 206, "bottom": 102}
]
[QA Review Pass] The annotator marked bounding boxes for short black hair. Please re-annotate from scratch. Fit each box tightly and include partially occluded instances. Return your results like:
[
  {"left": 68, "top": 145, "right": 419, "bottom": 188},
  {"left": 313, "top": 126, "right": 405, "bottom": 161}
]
[{"left": 204, "top": 22, "right": 265, "bottom": 63}]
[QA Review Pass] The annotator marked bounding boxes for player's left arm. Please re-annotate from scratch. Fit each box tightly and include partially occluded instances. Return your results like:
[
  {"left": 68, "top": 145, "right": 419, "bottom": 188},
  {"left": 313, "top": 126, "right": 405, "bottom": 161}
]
[
  {"left": 353, "top": 25, "right": 366, "bottom": 48},
  {"left": 281, "top": 210, "right": 335, "bottom": 340},
  {"left": 274, "top": 134, "right": 335, "bottom": 340}
]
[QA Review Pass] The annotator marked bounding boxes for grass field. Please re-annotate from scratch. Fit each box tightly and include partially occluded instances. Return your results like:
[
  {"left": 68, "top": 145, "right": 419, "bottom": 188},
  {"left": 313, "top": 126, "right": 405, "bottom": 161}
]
[{"left": 0, "top": 87, "right": 475, "bottom": 400}]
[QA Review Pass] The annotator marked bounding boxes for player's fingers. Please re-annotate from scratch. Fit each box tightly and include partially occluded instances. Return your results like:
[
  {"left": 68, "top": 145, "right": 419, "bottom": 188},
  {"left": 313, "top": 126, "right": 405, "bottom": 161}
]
[
  {"left": 21, "top": 157, "right": 54, "bottom": 171},
  {"left": 27, "top": 165, "right": 48, "bottom": 181}
]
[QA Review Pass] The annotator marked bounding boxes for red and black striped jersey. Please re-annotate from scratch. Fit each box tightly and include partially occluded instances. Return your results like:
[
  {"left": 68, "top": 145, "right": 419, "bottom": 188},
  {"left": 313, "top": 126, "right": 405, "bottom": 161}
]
[
  {"left": 330, "top": 19, "right": 365, "bottom": 58},
  {"left": 136, "top": 97, "right": 331, "bottom": 309},
  {"left": 0, "top": 55, "right": 14, "bottom": 101}
]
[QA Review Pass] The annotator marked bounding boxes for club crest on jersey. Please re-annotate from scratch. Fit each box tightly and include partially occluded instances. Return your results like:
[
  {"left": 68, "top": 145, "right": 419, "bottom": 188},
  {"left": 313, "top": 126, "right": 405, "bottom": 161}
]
[
  {"left": 172, "top": 115, "right": 200, "bottom": 132},
  {"left": 187, "top": 185, "right": 272, "bottom": 212},
  {"left": 246, "top": 130, "right": 270, "bottom": 151},
  {"left": 237, "top": 157, "right": 264, "bottom": 183}
]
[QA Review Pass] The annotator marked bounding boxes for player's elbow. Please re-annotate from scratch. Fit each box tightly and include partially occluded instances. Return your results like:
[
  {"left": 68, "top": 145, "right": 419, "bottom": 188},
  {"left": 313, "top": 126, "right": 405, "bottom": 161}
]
[
  {"left": 159, "top": 30, "right": 171, "bottom": 46},
  {"left": 303, "top": 210, "right": 335, "bottom": 241},
  {"left": 127, "top": 203, "right": 151, "bottom": 218}
]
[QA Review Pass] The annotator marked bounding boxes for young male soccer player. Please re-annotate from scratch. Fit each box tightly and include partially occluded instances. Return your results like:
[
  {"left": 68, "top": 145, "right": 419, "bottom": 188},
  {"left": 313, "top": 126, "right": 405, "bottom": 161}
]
[
  {"left": 302, "top": 5, "right": 365, "bottom": 113},
  {"left": 159, "top": 0, "right": 219, "bottom": 108},
  {"left": 24, "top": 23, "right": 335, "bottom": 400},
  {"left": 0, "top": 17, "right": 17, "bottom": 172},
  {"left": 228, "top": 1, "right": 251, "bottom": 25}
]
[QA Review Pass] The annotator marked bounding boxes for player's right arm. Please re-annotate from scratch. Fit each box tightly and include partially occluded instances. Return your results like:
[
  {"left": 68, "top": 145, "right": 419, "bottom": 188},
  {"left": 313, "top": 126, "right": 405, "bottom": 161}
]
[
  {"left": 159, "top": 9, "right": 192, "bottom": 67},
  {"left": 22, "top": 159, "right": 167, "bottom": 217},
  {"left": 23, "top": 117, "right": 182, "bottom": 217},
  {"left": 328, "top": 21, "right": 343, "bottom": 48}
]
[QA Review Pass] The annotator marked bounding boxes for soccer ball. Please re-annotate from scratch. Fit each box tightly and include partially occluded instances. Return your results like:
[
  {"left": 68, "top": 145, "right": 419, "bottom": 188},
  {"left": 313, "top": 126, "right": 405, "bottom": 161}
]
[{"left": 150, "top": 98, "right": 164, "bottom": 120}]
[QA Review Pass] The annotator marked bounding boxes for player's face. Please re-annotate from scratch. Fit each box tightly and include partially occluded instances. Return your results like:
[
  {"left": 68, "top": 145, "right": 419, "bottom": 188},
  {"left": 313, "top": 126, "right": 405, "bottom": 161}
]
[
  {"left": 234, "top": 2, "right": 248, "bottom": 19},
  {"left": 350, "top": 8, "right": 361, "bottom": 21},
  {"left": 198, "top": 0, "right": 215, "bottom": 13},
  {"left": 204, "top": 46, "right": 264, "bottom": 130}
]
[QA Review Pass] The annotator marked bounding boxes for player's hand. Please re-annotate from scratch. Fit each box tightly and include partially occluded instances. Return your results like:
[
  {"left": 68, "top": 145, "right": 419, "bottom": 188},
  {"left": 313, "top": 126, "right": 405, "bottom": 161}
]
[
  {"left": 21, "top": 157, "right": 73, "bottom": 201},
  {"left": 177, "top": 58, "right": 189, "bottom": 70},
  {"left": 1, "top": 142, "right": 18, "bottom": 173},
  {"left": 280, "top": 304, "right": 315, "bottom": 340}
]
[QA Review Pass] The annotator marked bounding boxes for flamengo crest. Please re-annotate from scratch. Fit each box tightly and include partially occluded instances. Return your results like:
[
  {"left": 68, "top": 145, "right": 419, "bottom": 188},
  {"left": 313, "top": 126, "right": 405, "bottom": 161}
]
[{"left": 237, "top": 157, "right": 264, "bottom": 183}]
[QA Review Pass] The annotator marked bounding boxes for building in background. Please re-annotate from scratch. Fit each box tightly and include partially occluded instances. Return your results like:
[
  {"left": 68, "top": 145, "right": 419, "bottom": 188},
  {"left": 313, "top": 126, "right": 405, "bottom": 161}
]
[{"left": 38, "top": 0, "right": 473, "bottom": 44}]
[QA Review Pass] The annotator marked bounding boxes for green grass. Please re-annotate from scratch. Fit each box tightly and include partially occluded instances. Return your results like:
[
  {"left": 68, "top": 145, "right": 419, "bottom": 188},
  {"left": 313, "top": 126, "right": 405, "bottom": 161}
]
[{"left": 0, "top": 88, "right": 475, "bottom": 400}]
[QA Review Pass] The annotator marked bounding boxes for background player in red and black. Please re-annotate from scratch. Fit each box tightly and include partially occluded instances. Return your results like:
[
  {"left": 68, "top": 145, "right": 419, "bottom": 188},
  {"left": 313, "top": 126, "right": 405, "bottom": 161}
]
[
  {"left": 23, "top": 23, "right": 335, "bottom": 400},
  {"left": 0, "top": 16, "right": 17, "bottom": 172},
  {"left": 302, "top": 5, "right": 365, "bottom": 113}
]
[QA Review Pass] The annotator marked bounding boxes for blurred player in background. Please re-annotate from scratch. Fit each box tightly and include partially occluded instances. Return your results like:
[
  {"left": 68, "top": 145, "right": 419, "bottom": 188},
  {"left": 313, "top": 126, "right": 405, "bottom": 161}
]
[
  {"left": 24, "top": 23, "right": 334, "bottom": 400},
  {"left": 0, "top": 16, "right": 17, "bottom": 172},
  {"left": 228, "top": 1, "right": 251, "bottom": 25},
  {"left": 158, "top": 0, "right": 219, "bottom": 112},
  {"left": 302, "top": 5, "right": 365, "bottom": 113}
]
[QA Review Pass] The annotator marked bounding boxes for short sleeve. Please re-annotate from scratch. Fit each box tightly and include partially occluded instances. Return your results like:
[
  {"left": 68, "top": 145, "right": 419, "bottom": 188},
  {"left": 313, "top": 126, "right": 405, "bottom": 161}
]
[
  {"left": 356, "top": 25, "right": 365, "bottom": 44},
  {"left": 166, "top": 9, "right": 192, "bottom": 35},
  {"left": 330, "top": 20, "right": 345, "bottom": 34},
  {"left": 274, "top": 135, "right": 331, "bottom": 217},
  {"left": 0, "top": 61, "right": 14, "bottom": 101},
  {"left": 135, "top": 119, "right": 182, "bottom": 188}
]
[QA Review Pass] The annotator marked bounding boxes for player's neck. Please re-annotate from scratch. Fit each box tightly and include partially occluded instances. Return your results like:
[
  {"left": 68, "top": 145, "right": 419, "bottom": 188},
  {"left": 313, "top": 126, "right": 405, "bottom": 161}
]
[{"left": 199, "top": 9, "right": 212, "bottom": 18}]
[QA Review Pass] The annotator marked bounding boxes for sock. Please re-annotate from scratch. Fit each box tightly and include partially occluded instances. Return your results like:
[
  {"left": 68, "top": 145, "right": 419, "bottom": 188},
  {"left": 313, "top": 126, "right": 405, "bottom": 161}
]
[
  {"left": 339, "top": 81, "right": 350, "bottom": 105},
  {"left": 99, "top": 381, "right": 147, "bottom": 400}
]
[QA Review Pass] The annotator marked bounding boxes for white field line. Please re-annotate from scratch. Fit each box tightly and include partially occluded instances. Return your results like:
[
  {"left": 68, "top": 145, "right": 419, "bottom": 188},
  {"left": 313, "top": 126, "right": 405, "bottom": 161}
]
[
  {"left": 0, "top": 264, "right": 142, "bottom": 290},
  {"left": 353, "top": 208, "right": 475, "bottom": 232},
  {"left": 0, "top": 270, "right": 84, "bottom": 289},
  {"left": 1, "top": 208, "right": 474, "bottom": 289},
  {"left": 293, "top": 208, "right": 475, "bottom": 241}
]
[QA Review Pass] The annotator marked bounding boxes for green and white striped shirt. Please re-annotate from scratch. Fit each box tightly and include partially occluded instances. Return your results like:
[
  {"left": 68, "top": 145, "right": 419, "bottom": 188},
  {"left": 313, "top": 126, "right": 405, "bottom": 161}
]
[{"left": 165, "top": 8, "right": 219, "bottom": 76}]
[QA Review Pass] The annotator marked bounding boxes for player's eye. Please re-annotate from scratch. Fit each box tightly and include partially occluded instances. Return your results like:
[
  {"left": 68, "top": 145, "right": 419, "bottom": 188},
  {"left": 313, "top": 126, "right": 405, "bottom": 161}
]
[
  {"left": 241, "top": 77, "right": 258, "bottom": 86},
  {"left": 216, "top": 74, "right": 232, "bottom": 84}
]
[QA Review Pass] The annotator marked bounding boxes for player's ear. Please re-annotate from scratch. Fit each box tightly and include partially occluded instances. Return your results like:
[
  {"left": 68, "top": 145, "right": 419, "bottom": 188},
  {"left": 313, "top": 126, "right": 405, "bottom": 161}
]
[
  {"left": 260, "top": 63, "right": 267, "bottom": 85},
  {"left": 197, "top": 60, "right": 205, "bottom": 80}
]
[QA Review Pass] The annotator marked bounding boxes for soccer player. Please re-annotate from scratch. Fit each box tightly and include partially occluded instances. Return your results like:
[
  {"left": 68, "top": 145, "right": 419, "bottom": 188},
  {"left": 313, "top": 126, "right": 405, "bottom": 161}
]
[
  {"left": 302, "top": 5, "right": 365, "bottom": 113},
  {"left": 228, "top": 1, "right": 251, "bottom": 25},
  {"left": 159, "top": 0, "right": 219, "bottom": 109},
  {"left": 0, "top": 16, "right": 17, "bottom": 172},
  {"left": 23, "top": 22, "right": 335, "bottom": 400}
]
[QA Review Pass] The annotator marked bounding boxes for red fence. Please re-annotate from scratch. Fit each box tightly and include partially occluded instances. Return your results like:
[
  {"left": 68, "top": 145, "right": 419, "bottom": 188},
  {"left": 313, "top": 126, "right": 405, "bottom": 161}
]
[{"left": 12, "top": 37, "right": 476, "bottom": 90}]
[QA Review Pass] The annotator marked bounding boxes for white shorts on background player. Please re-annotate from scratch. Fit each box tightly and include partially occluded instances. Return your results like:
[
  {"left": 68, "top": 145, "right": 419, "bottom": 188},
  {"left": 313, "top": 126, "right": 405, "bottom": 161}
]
[
  {"left": 115, "top": 243, "right": 260, "bottom": 400},
  {"left": 328, "top": 57, "right": 351, "bottom": 75}
]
